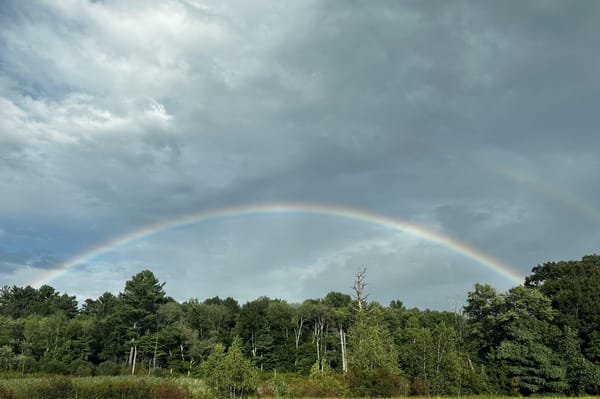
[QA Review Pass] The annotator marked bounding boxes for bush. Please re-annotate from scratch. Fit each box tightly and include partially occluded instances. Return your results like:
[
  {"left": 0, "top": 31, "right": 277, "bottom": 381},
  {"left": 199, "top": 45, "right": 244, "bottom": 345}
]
[
  {"left": 96, "top": 360, "right": 121, "bottom": 376},
  {"left": 149, "top": 367, "right": 170, "bottom": 377},
  {"left": 70, "top": 359, "right": 95, "bottom": 376},
  {"left": 202, "top": 338, "right": 257, "bottom": 399},
  {"left": 257, "top": 373, "right": 290, "bottom": 397},
  {"left": 30, "top": 376, "right": 74, "bottom": 399},
  {"left": 270, "top": 372, "right": 290, "bottom": 397},
  {"left": 345, "top": 368, "right": 408, "bottom": 397},
  {"left": 39, "top": 359, "right": 70, "bottom": 375},
  {"left": 175, "top": 378, "right": 210, "bottom": 399},
  {"left": 410, "top": 377, "right": 431, "bottom": 396},
  {"left": 15, "top": 355, "right": 38, "bottom": 373},
  {"left": 153, "top": 382, "right": 191, "bottom": 399}
]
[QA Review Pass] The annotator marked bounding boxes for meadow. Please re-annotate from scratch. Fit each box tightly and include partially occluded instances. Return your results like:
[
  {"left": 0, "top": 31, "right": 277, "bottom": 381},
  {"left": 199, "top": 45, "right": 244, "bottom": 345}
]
[
  {"left": 0, "top": 376, "right": 201, "bottom": 399},
  {"left": 1, "top": 376, "right": 598, "bottom": 399}
]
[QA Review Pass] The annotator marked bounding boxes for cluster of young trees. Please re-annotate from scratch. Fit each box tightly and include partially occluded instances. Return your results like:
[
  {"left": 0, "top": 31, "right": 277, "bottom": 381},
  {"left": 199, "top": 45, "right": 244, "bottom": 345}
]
[{"left": 1, "top": 255, "right": 600, "bottom": 396}]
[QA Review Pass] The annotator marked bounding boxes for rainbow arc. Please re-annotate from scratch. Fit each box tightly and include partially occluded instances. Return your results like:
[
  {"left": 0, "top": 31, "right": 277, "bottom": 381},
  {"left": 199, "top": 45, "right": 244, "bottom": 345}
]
[{"left": 31, "top": 202, "right": 523, "bottom": 287}]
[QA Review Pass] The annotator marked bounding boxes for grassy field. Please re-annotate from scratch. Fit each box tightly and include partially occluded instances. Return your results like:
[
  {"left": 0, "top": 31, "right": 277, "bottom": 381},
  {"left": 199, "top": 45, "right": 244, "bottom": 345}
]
[
  {"left": 1, "top": 377, "right": 599, "bottom": 399},
  {"left": 0, "top": 375, "right": 202, "bottom": 399}
]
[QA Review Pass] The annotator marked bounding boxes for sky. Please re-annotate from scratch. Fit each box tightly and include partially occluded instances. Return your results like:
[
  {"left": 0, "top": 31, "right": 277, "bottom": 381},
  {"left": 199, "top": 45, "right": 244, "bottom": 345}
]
[{"left": 1, "top": 0, "right": 599, "bottom": 310}]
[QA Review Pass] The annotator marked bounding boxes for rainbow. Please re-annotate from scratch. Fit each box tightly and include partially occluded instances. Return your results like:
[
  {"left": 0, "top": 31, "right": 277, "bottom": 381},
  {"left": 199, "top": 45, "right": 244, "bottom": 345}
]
[
  {"left": 473, "top": 154, "right": 600, "bottom": 223},
  {"left": 31, "top": 202, "right": 524, "bottom": 286}
]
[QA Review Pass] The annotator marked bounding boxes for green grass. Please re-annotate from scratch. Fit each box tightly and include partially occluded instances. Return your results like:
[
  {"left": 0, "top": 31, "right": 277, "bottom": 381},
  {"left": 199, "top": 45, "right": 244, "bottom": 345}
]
[
  {"left": 0, "top": 375, "right": 203, "bottom": 399},
  {"left": 0, "top": 378, "right": 599, "bottom": 399}
]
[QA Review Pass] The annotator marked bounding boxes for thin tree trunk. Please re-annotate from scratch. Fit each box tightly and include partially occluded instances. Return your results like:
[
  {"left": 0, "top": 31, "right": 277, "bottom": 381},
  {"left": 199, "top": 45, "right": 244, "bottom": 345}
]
[
  {"left": 294, "top": 316, "right": 304, "bottom": 366},
  {"left": 436, "top": 331, "right": 442, "bottom": 374},
  {"left": 128, "top": 345, "right": 134, "bottom": 365},
  {"left": 131, "top": 345, "right": 137, "bottom": 375},
  {"left": 21, "top": 347, "right": 25, "bottom": 376},
  {"left": 152, "top": 330, "right": 159, "bottom": 371},
  {"left": 340, "top": 327, "right": 347, "bottom": 373},
  {"left": 251, "top": 331, "right": 257, "bottom": 357},
  {"left": 313, "top": 322, "right": 320, "bottom": 366}
]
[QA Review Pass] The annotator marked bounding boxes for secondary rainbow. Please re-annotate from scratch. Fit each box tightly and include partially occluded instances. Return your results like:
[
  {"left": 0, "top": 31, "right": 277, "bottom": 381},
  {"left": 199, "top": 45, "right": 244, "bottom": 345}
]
[{"left": 31, "top": 202, "right": 524, "bottom": 286}]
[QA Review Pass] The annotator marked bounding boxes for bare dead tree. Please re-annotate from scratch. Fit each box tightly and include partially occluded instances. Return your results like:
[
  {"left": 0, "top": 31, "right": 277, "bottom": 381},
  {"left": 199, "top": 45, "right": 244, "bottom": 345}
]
[{"left": 352, "top": 268, "right": 369, "bottom": 312}]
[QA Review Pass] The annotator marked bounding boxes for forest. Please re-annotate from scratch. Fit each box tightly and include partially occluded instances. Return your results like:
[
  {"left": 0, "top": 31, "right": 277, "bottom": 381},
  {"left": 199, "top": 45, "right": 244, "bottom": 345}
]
[{"left": 1, "top": 255, "right": 600, "bottom": 397}]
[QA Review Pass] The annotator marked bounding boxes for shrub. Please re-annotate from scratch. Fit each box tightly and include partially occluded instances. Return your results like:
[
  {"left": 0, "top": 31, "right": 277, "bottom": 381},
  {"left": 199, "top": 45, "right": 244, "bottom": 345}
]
[
  {"left": 257, "top": 373, "right": 290, "bottom": 397},
  {"left": 410, "top": 377, "right": 431, "bottom": 396},
  {"left": 31, "top": 376, "right": 74, "bottom": 399},
  {"left": 175, "top": 378, "right": 210, "bottom": 399},
  {"left": 270, "top": 372, "right": 290, "bottom": 397},
  {"left": 15, "top": 355, "right": 38, "bottom": 373},
  {"left": 96, "top": 360, "right": 121, "bottom": 376},
  {"left": 202, "top": 338, "right": 257, "bottom": 399},
  {"left": 283, "top": 373, "right": 346, "bottom": 398},
  {"left": 70, "top": 359, "right": 95, "bottom": 376},
  {"left": 149, "top": 367, "right": 170, "bottom": 377},
  {"left": 39, "top": 359, "right": 70, "bottom": 375},
  {"left": 345, "top": 368, "right": 408, "bottom": 397},
  {"left": 153, "top": 382, "right": 192, "bottom": 399}
]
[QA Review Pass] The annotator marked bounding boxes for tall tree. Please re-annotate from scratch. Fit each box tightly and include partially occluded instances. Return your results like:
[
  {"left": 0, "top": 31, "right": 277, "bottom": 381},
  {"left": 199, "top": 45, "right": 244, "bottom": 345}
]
[
  {"left": 347, "top": 270, "right": 398, "bottom": 374},
  {"left": 466, "top": 284, "right": 567, "bottom": 395},
  {"left": 118, "top": 270, "right": 168, "bottom": 373},
  {"left": 525, "top": 255, "right": 600, "bottom": 362}
]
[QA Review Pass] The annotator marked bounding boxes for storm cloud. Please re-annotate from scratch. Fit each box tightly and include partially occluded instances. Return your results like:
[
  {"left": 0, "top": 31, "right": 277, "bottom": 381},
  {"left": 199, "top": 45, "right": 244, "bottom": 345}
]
[{"left": 1, "top": 0, "right": 599, "bottom": 309}]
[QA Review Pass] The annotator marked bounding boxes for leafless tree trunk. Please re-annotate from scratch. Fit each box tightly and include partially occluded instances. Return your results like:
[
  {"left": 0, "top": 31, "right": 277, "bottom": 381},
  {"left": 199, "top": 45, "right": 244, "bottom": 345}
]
[
  {"left": 294, "top": 315, "right": 304, "bottom": 366},
  {"left": 312, "top": 314, "right": 326, "bottom": 370},
  {"left": 128, "top": 346, "right": 134, "bottom": 365},
  {"left": 151, "top": 329, "right": 159, "bottom": 373},
  {"left": 128, "top": 321, "right": 137, "bottom": 367},
  {"left": 131, "top": 345, "right": 137, "bottom": 375},
  {"left": 251, "top": 331, "right": 257, "bottom": 357},
  {"left": 353, "top": 268, "right": 369, "bottom": 311},
  {"left": 339, "top": 327, "right": 347, "bottom": 373}
]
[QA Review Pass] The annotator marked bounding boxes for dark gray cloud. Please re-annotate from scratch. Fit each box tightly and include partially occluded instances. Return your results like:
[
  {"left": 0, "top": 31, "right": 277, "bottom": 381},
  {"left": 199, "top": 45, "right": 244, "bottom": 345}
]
[{"left": 0, "top": 0, "right": 599, "bottom": 307}]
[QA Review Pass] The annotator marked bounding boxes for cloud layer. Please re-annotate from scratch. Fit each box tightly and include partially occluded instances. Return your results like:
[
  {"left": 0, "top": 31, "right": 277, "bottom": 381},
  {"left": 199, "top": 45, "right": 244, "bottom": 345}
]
[{"left": 1, "top": 0, "right": 599, "bottom": 308}]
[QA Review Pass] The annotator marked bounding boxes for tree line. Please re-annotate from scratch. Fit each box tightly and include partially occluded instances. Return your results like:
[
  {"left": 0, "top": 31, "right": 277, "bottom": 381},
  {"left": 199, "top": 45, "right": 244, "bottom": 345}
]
[{"left": 1, "top": 255, "right": 600, "bottom": 396}]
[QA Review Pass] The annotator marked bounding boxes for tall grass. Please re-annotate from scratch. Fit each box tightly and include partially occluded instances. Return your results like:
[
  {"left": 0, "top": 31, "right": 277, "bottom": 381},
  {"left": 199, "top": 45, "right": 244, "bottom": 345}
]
[
  {"left": 0, "top": 376, "right": 205, "bottom": 399},
  {"left": 0, "top": 377, "right": 597, "bottom": 399}
]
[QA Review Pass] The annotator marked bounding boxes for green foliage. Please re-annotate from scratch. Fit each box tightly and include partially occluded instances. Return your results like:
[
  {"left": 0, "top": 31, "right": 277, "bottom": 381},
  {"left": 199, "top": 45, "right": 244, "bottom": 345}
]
[
  {"left": 81, "top": 292, "right": 118, "bottom": 318},
  {"left": 0, "top": 385, "right": 15, "bottom": 399},
  {"left": 0, "top": 377, "right": 193, "bottom": 399},
  {"left": 30, "top": 376, "right": 74, "bottom": 399},
  {"left": 202, "top": 337, "right": 257, "bottom": 399},
  {"left": 347, "top": 321, "right": 397, "bottom": 374},
  {"left": 235, "top": 297, "right": 295, "bottom": 371},
  {"left": 345, "top": 368, "right": 408, "bottom": 397},
  {"left": 526, "top": 255, "right": 600, "bottom": 363},
  {"left": 0, "top": 346, "right": 16, "bottom": 372},
  {"left": 465, "top": 284, "right": 569, "bottom": 395},
  {"left": 70, "top": 359, "right": 95, "bottom": 376},
  {"left": 2, "top": 257, "right": 600, "bottom": 396},
  {"left": 279, "top": 373, "right": 347, "bottom": 398},
  {"left": 0, "top": 285, "right": 77, "bottom": 319},
  {"left": 121, "top": 270, "right": 168, "bottom": 315},
  {"left": 96, "top": 360, "right": 121, "bottom": 376},
  {"left": 266, "top": 372, "right": 290, "bottom": 397},
  {"left": 347, "top": 306, "right": 398, "bottom": 374},
  {"left": 39, "top": 359, "right": 70, "bottom": 375}
]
